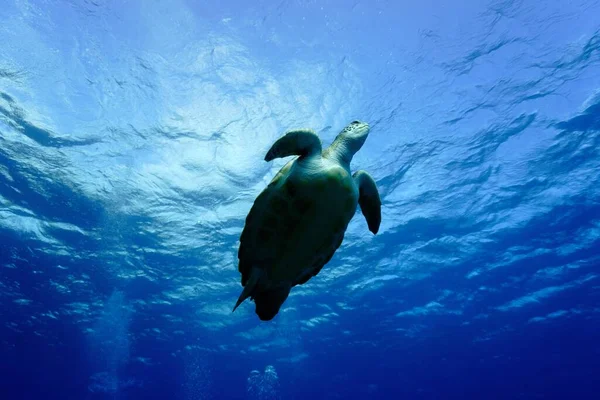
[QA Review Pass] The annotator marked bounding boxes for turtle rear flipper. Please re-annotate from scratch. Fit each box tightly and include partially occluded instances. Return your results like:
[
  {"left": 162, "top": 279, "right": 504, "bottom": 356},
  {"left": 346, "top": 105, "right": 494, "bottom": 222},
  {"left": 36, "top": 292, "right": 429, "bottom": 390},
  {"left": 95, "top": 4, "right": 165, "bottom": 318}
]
[{"left": 253, "top": 286, "right": 291, "bottom": 321}]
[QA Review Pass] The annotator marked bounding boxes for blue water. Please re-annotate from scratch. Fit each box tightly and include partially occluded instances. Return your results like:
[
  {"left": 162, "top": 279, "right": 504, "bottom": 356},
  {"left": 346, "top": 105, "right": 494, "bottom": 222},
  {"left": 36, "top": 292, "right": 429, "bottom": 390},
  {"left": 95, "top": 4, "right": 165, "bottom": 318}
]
[{"left": 1, "top": 0, "right": 599, "bottom": 399}]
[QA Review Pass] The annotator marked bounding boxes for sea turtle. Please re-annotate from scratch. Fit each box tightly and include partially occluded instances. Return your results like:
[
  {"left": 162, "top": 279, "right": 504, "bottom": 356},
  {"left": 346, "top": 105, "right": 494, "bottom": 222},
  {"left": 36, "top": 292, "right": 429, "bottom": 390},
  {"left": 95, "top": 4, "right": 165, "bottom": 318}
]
[{"left": 233, "top": 120, "right": 381, "bottom": 321}]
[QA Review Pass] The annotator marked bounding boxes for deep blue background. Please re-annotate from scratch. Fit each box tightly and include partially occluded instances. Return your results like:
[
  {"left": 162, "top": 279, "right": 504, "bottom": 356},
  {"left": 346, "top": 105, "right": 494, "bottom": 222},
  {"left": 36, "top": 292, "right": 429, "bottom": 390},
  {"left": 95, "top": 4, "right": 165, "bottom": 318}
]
[{"left": 1, "top": 0, "right": 599, "bottom": 399}]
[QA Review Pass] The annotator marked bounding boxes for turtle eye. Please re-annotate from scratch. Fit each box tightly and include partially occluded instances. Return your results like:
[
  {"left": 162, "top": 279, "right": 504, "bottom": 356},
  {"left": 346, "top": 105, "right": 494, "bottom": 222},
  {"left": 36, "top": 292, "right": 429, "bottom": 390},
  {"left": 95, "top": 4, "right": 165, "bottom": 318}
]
[{"left": 351, "top": 121, "right": 360, "bottom": 125}]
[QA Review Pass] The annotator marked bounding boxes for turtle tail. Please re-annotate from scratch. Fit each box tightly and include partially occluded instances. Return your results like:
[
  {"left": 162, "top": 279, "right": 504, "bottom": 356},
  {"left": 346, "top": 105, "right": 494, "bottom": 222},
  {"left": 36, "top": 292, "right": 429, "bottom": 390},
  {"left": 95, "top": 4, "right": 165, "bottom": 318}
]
[{"left": 232, "top": 267, "right": 262, "bottom": 312}]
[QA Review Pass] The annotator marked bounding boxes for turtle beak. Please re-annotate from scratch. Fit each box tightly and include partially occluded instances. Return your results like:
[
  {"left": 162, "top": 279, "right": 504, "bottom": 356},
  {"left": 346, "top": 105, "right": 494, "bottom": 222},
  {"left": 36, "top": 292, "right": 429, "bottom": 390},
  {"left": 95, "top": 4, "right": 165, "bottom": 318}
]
[{"left": 354, "top": 121, "right": 370, "bottom": 139}]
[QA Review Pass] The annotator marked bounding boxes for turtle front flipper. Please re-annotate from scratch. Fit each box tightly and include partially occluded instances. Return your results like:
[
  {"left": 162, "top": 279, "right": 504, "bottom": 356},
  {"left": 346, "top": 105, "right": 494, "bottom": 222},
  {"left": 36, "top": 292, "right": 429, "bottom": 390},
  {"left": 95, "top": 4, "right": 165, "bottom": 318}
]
[
  {"left": 253, "top": 286, "right": 291, "bottom": 321},
  {"left": 265, "top": 129, "right": 322, "bottom": 161},
  {"left": 353, "top": 170, "right": 382, "bottom": 234}
]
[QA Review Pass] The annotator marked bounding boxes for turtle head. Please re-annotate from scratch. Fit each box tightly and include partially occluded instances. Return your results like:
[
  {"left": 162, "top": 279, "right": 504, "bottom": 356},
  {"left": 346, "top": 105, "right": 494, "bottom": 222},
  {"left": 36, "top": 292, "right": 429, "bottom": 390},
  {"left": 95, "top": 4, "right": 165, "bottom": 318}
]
[
  {"left": 326, "top": 120, "right": 370, "bottom": 165},
  {"left": 340, "top": 120, "right": 370, "bottom": 148}
]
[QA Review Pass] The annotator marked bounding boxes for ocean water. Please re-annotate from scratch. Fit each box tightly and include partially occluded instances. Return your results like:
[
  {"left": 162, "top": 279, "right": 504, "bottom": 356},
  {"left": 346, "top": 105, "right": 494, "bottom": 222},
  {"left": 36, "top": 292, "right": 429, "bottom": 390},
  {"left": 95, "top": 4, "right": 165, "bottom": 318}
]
[{"left": 1, "top": 0, "right": 599, "bottom": 399}]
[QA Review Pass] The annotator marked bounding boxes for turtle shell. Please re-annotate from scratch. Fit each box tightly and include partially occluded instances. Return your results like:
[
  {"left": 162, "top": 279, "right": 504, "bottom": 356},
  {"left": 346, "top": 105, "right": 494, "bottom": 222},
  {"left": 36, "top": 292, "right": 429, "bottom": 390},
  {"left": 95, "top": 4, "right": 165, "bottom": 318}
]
[{"left": 237, "top": 156, "right": 358, "bottom": 319}]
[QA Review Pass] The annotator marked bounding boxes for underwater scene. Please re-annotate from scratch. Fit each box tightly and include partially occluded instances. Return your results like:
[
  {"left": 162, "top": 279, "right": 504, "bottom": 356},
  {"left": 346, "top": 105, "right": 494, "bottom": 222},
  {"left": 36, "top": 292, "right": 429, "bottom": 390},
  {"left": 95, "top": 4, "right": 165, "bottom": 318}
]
[{"left": 1, "top": 0, "right": 599, "bottom": 399}]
